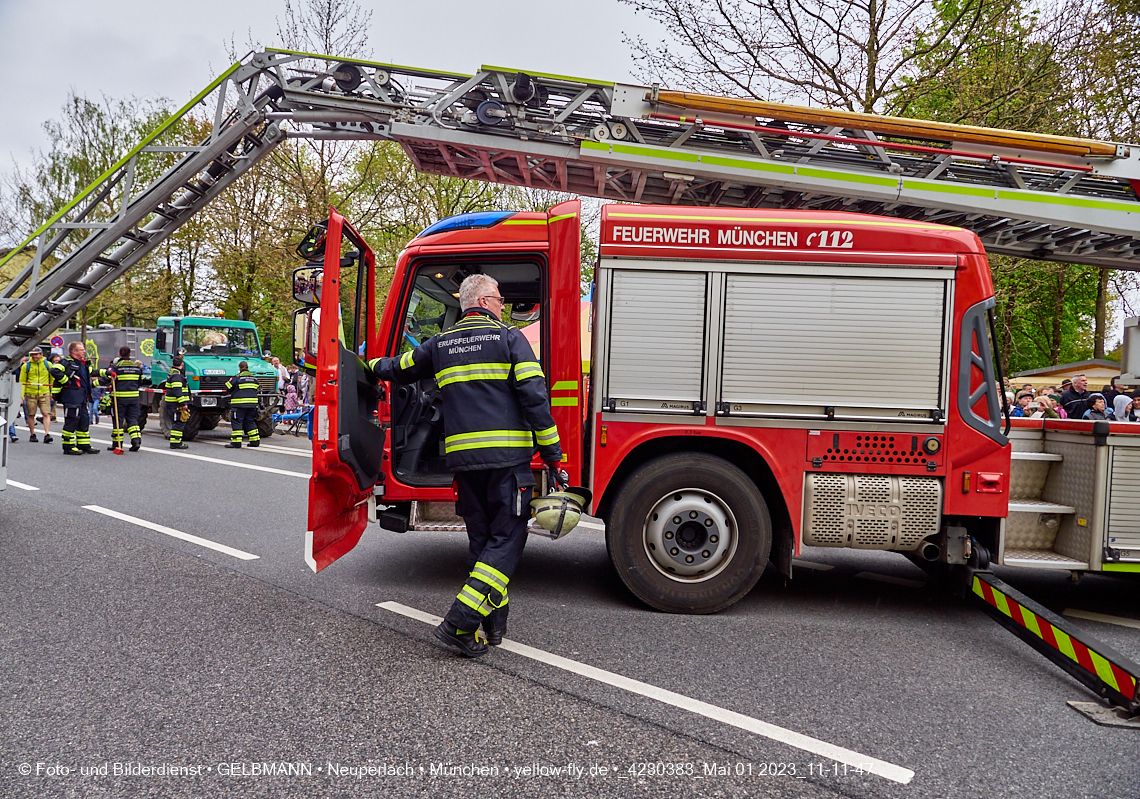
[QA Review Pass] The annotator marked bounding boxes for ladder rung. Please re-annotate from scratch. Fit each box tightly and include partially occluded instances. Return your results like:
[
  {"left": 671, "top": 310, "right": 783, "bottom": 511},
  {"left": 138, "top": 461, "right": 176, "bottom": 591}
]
[
  {"left": 93, "top": 257, "right": 121, "bottom": 268},
  {"left": 62, "top": 281, "right": 92, "bottom": 292}
]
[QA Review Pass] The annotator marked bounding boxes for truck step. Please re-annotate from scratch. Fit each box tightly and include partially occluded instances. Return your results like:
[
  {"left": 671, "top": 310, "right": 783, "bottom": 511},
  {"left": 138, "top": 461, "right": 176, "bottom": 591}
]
[
  {"left": 1008, "top": 499, "right": 1076, "bottom": 514},
  {"left": 1011, "top": 452, "right": 1063, "bottom": 462},
  {"left": 1003, "top": 548, "right": 1089, "bottom": 569},
  {"left": 410, "top": 516, "right": 607, "bottom": 534}
]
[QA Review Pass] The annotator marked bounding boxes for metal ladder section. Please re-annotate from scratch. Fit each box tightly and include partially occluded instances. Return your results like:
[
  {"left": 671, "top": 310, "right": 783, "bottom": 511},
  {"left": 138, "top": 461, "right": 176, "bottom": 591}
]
[
  {"left": 6, "top": 48, "right": 1140, "bottom": 373},
  {"left": 0, "top": 60, "right": 288, "bottom": 370},
  {"left": 971, "top": 573, "right": 1139, "bottom": 721}
]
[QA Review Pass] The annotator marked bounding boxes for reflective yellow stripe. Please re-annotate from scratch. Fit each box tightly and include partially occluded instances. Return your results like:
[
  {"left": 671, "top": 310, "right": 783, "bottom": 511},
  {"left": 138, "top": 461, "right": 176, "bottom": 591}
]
[
  {"left": 551, "top": 397, "right": 579, "bottom": 406},
  {"left": 552, "top": 380, "right": 577, "bottom": 390},
  {"left": 474, "top": 561, "right": 510, "bottom": 587},
  {"left": 470, "top": 568, "right": 508, "bottom": 595},
  {"left": 457, "top": 592, "right": 491, "bottom": 617},
  {"left": 458, "top": 585, "right": 492, "bottom": 616},
  {"left": 549, "top": 212, "right": 578, "bottom": 222},
  {"left": 501, "top": 219, "right": 548, "bottom": 226},
  {"left": 444, "top": 429, "right": 534, "bottom": 453},
  {"left": 535, "top": 425, "right": 559, "bottom": 446},
  {"left": 446, "top": 440, "right": 535, "bottom": 453},
  {"left": 399, "top": 350, "right": 415, "bottom": 370},
  {"left": 437, "top": 362, "right": 512, "bottom": 387},
  {"left": 513, "top": 361, "right": 544, "bottom": 381}
]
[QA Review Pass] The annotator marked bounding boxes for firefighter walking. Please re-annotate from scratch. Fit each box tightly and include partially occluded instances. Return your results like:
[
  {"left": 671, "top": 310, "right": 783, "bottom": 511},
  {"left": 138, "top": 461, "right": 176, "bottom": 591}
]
[
  {"left": 164, "top": 357, "right": 190, "bottom": 449},
  {"left": 224, "top": 361, "right": 261, "bottom": 448},
  {"left": 368, "top": 274, "right": 561, "bottom": 657},
  {"left": 100, "top": 346, "right": 144, "bottom": 451},
  {"left": 55, "top": 341, "right": 100, "bottom": 456}
]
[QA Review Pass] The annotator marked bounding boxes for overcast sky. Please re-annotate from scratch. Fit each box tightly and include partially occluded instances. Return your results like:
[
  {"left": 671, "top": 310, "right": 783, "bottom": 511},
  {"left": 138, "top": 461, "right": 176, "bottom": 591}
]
[{"left": 0, "top": 0, "right": 660, "bottom": 169}]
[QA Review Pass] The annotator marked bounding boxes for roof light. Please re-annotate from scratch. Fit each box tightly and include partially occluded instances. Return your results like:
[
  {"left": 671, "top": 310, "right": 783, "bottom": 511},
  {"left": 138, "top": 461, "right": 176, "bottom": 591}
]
[{"left": 417, "top": 211, "right": 516, "bottom": 238}]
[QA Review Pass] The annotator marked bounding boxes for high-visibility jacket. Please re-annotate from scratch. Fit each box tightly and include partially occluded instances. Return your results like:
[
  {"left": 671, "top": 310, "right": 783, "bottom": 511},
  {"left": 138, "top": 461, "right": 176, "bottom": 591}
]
[
  {"left": 369, "top": 307, "right": 561, "bottom": 471},
  {"left": 225, "top": 370, "right": 260, "bottom": 405},
  {"left": 164, "top": 368, "right": 189, "bottom": 405},
  {"left": 100, "top": 358, "right": 143, "bottom": 401},
  {"left": 17, "top": 358, "right": 53, "bottom": 395}
]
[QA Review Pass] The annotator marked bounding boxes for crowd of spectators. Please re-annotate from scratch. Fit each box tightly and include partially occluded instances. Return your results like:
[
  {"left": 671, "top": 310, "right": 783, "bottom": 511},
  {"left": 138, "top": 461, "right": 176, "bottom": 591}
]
[{"left": 1005, "top": 374, "right": 1140, "bottom": 422}]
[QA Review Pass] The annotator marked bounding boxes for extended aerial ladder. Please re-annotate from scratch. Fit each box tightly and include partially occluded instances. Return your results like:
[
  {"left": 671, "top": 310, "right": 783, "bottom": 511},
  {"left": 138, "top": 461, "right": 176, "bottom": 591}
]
[{"left": 0, "top": 49, "right": 1137, "bottom": 720}]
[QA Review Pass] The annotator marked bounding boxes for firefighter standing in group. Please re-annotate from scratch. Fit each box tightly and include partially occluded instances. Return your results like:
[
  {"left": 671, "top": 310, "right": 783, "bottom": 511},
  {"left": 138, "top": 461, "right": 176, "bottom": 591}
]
[
  {"left": 55, "top": 341, "right": 100, "bottom": 456},
  {"left": 100, "top": 346, "right": 144, "bottom": 452},
  {"left": 224, "top": 361, "right": 261, "bottom": 448},
  {"left": 368, "top": 273, "right": 561, "bottom": 657},
  {"left": 164, "top": 356, "right": 190, "bottom": 449}
]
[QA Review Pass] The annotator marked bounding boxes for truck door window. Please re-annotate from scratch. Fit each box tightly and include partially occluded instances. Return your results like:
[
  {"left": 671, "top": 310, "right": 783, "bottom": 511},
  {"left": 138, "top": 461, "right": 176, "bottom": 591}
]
[
  {"left": 388, "top": 259, "right": 544, "bottom": 487},
  {"left": 181, "top": 325, "right": 260, "bottom": 356}
]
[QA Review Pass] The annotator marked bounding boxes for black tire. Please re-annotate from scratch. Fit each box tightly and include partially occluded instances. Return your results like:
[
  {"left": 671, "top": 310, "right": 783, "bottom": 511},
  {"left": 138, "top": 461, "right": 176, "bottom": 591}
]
[
  {"left": 256, "top": 410, "right": 275, "bottom": 439},
  {"left": 182, "top": 408, "right": 203, "bottom": 441},
  {"left": 606, "top": 453, "right": 772, "bottom": 614},
  {"left": 158, "top": 401, "right": 172, "bottom": 439},
  {"left": 197, "top": 413, "right": 219, "bottom": 431}
]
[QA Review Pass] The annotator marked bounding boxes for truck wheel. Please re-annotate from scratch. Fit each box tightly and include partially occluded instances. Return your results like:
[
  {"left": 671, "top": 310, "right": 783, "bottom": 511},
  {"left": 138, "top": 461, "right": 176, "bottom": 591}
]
[
  {"left": 158, "top": 402, "right": 172, "bottom": 439},
  {"left": 197, "top": 414, "right": 219, "bottom": 431},
  {"left": 182, "top": 409, "right": 203, "bottom": 441},
  {"left": 606, "top": 453, "right": 772, "bottom": 614},
  {"left": 256, "top": 412, "right": 275, "bottom": 439}
]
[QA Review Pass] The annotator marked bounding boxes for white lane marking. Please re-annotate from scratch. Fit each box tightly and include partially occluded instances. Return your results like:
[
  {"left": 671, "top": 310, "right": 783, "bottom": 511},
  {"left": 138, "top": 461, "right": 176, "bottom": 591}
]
[
  {"left": 855, "top": 572, "right": 925, "bottom": 588},
  {"left": 203, "top": 439, "right": 311, "bottom": 457},
  {"left": 83, "top": 505, "right": 259, "bottom": 560},
  {"left": 377, "top": 600, "right": 914, "bottom": 785},
  {"left": 792, "top": 559, "right": 833, "bottom": 571},
  {"left": 6, "top": 480, "right": 39, "bottom": 491},
  {"left": 1064, "top": 608, "right": 1140, "bottom": 630},
  {"left": 88, "top": 437, "right": 309, "bottom": 479}
]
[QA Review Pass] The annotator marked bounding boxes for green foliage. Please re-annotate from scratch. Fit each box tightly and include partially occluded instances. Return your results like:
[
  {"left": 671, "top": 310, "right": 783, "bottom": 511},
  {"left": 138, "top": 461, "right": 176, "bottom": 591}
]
[{"left": 990, "top": 256, "right": 1105, "bottom": 372}]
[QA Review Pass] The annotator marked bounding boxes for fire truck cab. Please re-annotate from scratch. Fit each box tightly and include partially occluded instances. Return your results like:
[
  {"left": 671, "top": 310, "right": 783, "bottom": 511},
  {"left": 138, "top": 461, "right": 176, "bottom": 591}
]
[{"left": 303, "top": 202, "right": 1011, "bottom": 613}]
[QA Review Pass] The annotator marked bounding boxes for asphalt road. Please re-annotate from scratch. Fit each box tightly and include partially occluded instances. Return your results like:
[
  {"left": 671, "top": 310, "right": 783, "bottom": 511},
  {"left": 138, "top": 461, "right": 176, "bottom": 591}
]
[{"left": 2, "top": 420, "right": 1138, "bottom": 798}]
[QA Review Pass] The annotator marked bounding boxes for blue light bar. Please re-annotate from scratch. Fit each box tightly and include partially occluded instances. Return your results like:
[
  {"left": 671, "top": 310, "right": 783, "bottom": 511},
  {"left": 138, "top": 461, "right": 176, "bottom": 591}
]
[{"left": 417, "top": 211, "right": 517, "bottom": 238}]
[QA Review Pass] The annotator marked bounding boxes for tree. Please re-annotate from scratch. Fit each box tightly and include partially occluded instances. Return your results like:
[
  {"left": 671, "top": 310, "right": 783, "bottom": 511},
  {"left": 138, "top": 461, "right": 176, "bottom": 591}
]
[{"left": 622, "top": 0, "right": 996, "bottom": 113}]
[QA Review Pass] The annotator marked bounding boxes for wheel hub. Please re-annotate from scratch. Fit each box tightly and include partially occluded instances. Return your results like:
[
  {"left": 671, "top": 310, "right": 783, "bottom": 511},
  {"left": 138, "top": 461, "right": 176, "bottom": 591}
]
[{"left": 643, "top": 489, "right": 737, "bottom": 581}]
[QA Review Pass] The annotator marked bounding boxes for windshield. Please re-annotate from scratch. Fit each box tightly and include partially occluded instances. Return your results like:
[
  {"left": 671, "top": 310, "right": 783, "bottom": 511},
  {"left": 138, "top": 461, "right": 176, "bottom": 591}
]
[{"left": 180, "top": 325, "right": 261, "bottom": 356}]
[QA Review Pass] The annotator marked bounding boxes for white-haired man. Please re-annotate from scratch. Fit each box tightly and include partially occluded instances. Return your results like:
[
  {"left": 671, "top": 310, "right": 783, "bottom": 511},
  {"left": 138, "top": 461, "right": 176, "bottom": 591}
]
[{"left": 368, "top": 273, "right": 561, "bottom": 657}]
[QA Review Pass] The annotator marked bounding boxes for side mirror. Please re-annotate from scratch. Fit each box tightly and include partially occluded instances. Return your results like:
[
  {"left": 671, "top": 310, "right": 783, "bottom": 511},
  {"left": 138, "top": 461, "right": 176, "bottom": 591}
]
[
  {"left": 293, "top": 307, "right": 321, "bottom": 370},
  {"left": 156, "top": 329, "right": 167, "bottom": 352},
  {"left": 293, "top": 265, "right": 323, "bottom": 305}
]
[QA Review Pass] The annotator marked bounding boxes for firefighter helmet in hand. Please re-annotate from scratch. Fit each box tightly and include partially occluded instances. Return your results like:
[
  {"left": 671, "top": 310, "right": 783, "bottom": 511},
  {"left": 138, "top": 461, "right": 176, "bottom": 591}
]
[{"left": 530, "top": 487, "right": 592, "bottom": 539}]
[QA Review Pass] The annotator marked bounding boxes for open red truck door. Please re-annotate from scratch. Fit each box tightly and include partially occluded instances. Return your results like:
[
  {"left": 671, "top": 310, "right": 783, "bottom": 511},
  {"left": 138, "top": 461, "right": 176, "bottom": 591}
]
[{"left": 302, "top": 208, "right": 386, "bottom": 571}]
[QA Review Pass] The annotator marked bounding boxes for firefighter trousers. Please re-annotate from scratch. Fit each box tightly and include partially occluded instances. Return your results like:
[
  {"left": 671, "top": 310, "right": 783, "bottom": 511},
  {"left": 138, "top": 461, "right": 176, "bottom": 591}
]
[
  {"left": 111, "top": 400, "right": 140, "bottom": 446},
  {"left": 230, "top": 407, "right": 260, "bottom": 444},
  {"left": 443, "top": 464, "right": 535, "bottom": 633},
  {"left": 166, "top": 406, "right": 186, "bottom": 444},
  {"left": 61, "top": 403, "right": 92, "bottom": 452}
]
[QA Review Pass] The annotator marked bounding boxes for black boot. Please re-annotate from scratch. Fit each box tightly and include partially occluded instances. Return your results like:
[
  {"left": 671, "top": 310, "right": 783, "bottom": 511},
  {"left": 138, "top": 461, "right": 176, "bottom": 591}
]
[
  {"left": 64, "top": 447, "right": 83, "bottom": 456},
  {"left": 483, "top": 605, "right": 508, "bottom": 646},
  {"left": 224, "top": 442, "right": 241, "bottom": 449},
  {"left": 170, "top": 442, "right": 189, "bottom": 449},
  {"left": 129, "top": 439, "right": 141, "bottom": 452},
  {"left": 248, "top": 441, "right": 259, "bottom": 448},
  {"left": 433, "top": 622, "right": 489, "bottom": 657}
]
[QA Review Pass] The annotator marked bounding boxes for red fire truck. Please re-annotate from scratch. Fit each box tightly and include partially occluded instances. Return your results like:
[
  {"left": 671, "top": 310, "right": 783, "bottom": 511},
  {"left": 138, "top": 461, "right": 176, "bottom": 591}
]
[{"left": 300, "top": 201, "right": 1010, "bottom": 614}]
